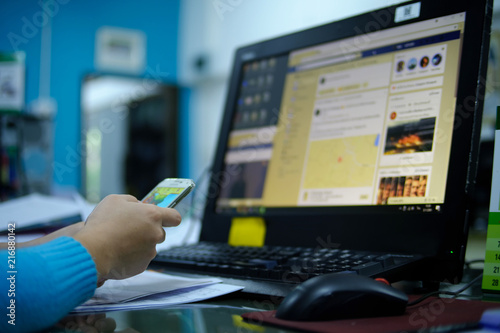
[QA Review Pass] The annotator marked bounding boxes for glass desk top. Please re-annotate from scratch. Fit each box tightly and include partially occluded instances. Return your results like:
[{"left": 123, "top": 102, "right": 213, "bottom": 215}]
[
  {"left": 49, "top": 296, "right": 294, "bottom": 333},
  {"left": 47, "top": 265, "right": 490, "bottom": 332}
]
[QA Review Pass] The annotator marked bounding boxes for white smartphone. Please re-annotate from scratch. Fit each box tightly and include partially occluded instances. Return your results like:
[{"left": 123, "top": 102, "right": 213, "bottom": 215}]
[{"left": 142, "top": 178, "right": 195, "bottom": 208}]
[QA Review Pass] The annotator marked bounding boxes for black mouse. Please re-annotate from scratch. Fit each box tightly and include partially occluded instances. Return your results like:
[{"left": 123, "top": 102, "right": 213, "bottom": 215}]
[{"left": 275, "top": 273, "right": 408, "bottom": 321}]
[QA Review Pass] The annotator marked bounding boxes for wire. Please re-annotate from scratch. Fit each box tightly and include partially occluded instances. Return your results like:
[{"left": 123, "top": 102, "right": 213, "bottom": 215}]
[
  {"left": 183, "top": 165, "right": 212, "bottom": 221},
  {"left": 464, "top": 259, "right": 485, "bottom": 269},
  {"left": 178, "top": 165, "right": 212, "bottom": 246},
  {"left": 406, "top": 272, "right": 484, "bottom": 307}
]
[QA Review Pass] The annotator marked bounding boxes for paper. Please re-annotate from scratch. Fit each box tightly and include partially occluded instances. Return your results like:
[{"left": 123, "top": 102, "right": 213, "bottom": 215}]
[
  {"left": 0, "top": 193, "right": 95, "bottom": 232},
  {"left": 73, "top": 271, "right": 244, "bottom": 314},
  {"left": 86, "top": 270, "right": 221, "bottom": 304},
  {"left": 228, "top": 217, "right": 266, "bottom": 247}
]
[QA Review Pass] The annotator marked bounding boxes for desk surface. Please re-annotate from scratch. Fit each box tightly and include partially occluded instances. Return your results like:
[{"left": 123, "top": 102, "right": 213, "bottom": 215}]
[
  {"left": 48, "top": 270, "right": 492, "bottom": 333},
  {"left": 47, "top": 230, "right": 492, "bottom": 332},
  {"left": 49, "top": 286, "right": 498, "bottom": 333},
  {"left": 50, "top": 296, "right": 290, "bottom": 333}
]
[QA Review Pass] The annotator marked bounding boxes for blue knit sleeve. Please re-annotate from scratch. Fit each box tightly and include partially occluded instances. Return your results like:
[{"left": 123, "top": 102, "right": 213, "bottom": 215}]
[{"left": 0, "top": 236, "right": 97, "bottom": 332}]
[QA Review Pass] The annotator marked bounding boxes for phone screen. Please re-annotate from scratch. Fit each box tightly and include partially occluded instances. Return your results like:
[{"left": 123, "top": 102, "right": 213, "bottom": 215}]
[{"left": 142, "top": 187, "right": 187, "bottom": 208}]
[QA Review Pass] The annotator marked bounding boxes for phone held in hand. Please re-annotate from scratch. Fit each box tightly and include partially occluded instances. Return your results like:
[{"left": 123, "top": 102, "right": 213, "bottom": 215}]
[{"left": 142, "top": 178, "right": 195, "bottom": 208}]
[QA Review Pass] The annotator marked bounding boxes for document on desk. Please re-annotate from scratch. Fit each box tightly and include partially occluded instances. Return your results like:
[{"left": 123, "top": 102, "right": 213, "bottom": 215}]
[
  {"left": 0, "top": 193, "right": 94, "bottom": 233},
  {"left": 72, "top": 270, "right": 244, "bottom": 314}
]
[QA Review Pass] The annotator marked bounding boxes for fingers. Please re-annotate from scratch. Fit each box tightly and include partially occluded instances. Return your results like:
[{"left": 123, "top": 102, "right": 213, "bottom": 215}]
[
  {"left": 80, "top": 193, "right": 181, "bottom": 282},
  {"left": 117, "top": 194, "right": 139, "bottom": 203},
  {"left": 161, "top": 208, "right": 182, "bottom": 227},
  {"left": 101, "top": 194, "right": 180, "bottom": 228},
  {"left": 60, "top": 314, "right": 116, "bottom": 333},
  {"left": 94, "top": 316, "right": 117, "bottom": 333},
  {"left": 158, "top": 228, "right": 167, "bottom": 244},
  {"left": 144, "top": 204, "right": 182, "bottom": 227},
  {"left": 158, "top": 227, "right": 166, "bottom": 244},
  {"left": 97, "top": 279, "right": 107, "bottom": 288}
]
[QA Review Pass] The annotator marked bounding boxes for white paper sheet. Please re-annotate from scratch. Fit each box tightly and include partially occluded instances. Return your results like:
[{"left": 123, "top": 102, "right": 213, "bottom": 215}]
[
  {"left": 86, "top": 270, "right": 222, "bottom": 304},
  {"left": 72, "top": 277, "right": 244, "bottom": 314},
  {"left": 0, "top": 193, "right": 94, "bottom": 232}
]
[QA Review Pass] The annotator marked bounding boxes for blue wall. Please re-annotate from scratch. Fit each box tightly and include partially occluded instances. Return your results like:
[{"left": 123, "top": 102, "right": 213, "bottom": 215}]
[{"left": 0, "top": 0, "right": 180, "bottom": 191}]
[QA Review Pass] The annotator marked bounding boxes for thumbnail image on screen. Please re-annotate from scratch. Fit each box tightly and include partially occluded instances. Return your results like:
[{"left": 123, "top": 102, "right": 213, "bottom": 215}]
[
  {"left": 384, "top": 118, "right": 436, "bottom": 155},
  {"left": 376, "top": 175, "right": 428, "bottom": 205},
  {"left": 142, "top": 187, "right": 184, "bottom": 208}
]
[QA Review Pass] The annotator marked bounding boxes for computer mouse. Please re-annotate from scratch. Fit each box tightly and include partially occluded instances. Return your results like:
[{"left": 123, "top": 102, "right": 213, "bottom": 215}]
[{"left": 275, "top": 273, "right": 408, "bottom": 321}]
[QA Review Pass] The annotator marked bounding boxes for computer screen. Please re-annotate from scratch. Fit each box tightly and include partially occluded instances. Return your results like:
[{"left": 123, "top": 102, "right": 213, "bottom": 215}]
[
  {"left": 216, "top": 10, "right": 465, "bottom": 213},
  {"left": 200, "top": 0, "right": 492, "bottom": 284}
]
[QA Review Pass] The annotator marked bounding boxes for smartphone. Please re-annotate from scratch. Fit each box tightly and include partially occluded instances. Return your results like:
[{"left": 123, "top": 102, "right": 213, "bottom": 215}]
[{"left": 142, "top": 178, "right": 195, "bottom": 208}]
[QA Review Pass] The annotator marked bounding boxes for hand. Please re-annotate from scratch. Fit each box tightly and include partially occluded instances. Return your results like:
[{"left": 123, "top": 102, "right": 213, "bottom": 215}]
[
  {"left": 73, "top": 194, "right": 181, "bottom": 283},
  {"left": 56, "top": 313, "right": 116, "bottom": 333}
]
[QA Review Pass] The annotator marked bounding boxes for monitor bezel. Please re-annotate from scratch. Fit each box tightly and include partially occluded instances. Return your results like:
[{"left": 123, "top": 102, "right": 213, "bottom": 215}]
[{"left": 199, "top": 0, "right": 492, "bottom": 283}]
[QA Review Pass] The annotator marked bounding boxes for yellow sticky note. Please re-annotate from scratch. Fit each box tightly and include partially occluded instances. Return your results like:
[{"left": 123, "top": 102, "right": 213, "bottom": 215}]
[
  {"left": 228, "top": 217, "right": 266, "bottom": 247},
  {"left": 232, "top": 315, "right": 265, "bottom": 332}
]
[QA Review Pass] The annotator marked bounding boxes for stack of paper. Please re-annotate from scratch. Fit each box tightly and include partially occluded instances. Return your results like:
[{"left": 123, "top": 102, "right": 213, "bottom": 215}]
[
  {"left": 0, "top": 193, "right": 95, "bottom": 233},
  {"left": 72, "top": 270, "right": 244, "bottom": 313}
]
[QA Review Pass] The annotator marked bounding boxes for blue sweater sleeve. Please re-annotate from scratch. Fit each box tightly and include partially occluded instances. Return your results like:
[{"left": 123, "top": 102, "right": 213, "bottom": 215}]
[{"left": 0, "top": 236, "right": 97, "bottom": 333}]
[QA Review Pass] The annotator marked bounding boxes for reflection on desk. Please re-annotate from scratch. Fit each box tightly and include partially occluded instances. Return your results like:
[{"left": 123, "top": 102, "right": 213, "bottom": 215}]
[
  {"left": 51, "top": 302, "right": 292, "bottom": 333},
  {"left": 49, "top": 268, "right": 497, "bottom": 333}
]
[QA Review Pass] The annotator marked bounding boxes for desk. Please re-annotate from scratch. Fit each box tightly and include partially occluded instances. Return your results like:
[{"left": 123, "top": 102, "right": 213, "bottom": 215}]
[
  {"left": 48, "top": 270, "right": 495, "bottom": 333},
  {"left": 49, "top": 295, "right": 291, "bottom": 333},
  {"left": 47, "top": 230, "right": 494, "bottom": 333}
]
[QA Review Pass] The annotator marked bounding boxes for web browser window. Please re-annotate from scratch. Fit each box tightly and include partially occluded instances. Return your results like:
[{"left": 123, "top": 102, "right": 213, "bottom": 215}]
[{"left": 217, "top": 12, "right": 466, "bottom": 209}]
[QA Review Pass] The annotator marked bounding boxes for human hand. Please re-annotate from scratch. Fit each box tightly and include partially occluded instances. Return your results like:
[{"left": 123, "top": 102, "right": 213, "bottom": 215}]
[
  {"left": 73, "top": 195, "right": 181, "bottom": 283},
  {"left": 56, "top": 313, "right": 116, "bottom": 333}
]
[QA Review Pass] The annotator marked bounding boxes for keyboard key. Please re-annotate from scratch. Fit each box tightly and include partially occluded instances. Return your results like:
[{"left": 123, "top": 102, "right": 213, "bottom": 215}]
[
  {"left": 229, "top": 265, "right": 246, "bottom": 275},
  {"left": 249, "top": 259, "right": 278, "bottom": 269},
  {"left": 375, "top": 254, "right": 395, "bottom": 267},
  {"left": 352, "top": 261, "right": 383, "bottom": 275},
  {"left": 259, "top": 268, "right": 271, "bottom": 279}
]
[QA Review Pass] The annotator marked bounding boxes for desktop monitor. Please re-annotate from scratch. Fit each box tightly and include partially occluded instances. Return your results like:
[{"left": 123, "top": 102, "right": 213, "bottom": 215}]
[{"left": 191, "top": 0, "right": 492, "bottom": 288}]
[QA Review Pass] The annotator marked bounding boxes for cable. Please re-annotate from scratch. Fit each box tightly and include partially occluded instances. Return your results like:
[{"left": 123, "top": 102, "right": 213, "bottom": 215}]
[
  {"left": 407, "top": 272, "right": 483, "bottom": 307},
  {"left": 178, "top": 165, "right": 212, "bottom": 246},
  {"left": 464, "top": 259, "right": 485, "bottom": 269},
  {"left": 184, "top": 165, "right": 212, "bottom": 221}
]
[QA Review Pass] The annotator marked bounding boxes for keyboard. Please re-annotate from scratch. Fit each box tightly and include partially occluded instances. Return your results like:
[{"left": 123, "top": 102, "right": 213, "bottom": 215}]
[{"left": 152, "top": 242, "right": 422, "bottom": 296}]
